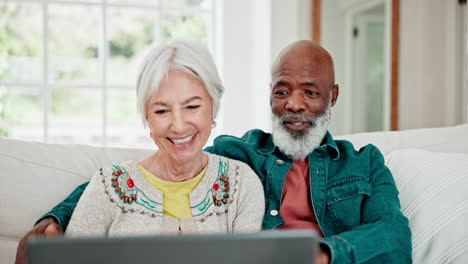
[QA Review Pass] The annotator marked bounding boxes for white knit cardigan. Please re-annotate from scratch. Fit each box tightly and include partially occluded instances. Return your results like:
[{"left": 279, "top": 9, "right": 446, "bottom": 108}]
[{"left": 66, "top": 153, "right": 265, "bottom": 237}]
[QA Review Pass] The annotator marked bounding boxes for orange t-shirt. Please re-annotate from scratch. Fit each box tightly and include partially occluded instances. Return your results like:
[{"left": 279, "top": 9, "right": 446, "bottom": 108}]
[{"left": 277, "top": 159, "right": 324, "bottom": 237}]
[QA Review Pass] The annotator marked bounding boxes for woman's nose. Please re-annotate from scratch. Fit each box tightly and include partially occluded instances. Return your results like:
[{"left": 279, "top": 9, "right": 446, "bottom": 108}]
[{"left": 169, "top": 111, "right": 188, "bottom": 133}]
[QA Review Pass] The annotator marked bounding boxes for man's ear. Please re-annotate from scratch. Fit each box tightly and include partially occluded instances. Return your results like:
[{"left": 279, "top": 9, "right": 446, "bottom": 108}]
[{"left": 330, "top": 84, "right": 339, "bottom": 107}]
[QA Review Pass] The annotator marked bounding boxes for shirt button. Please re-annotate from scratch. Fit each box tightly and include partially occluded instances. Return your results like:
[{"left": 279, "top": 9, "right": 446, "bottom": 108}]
[
  {"left": 276, "top": 159, "right": 284, "bottom": 165},
  {"left": 270, "top": 209, "right": 279, "bottom": 216}
]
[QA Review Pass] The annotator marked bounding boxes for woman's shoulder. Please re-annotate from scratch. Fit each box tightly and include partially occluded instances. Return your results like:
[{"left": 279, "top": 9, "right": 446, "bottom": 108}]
[
  {"left": 91, "top": 160, "right": 164, "bottom": 216},
  {"left": 206, "top": 153, "right": 254, "bottom": 173},
  {"left": 205, "top": 153, "right": 261, "bottom": 191},
  {"left": 96, "top": 160, "right": 147, "bottom": 185},
  {"left": 98, "top": 160, "right": 136, "bottom": 176},
  {"left": 89, "top": 160, "right": 138, "bottom": 199}
]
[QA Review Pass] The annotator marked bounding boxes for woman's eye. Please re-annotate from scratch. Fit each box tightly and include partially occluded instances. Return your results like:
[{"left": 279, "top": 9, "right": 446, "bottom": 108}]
[
  {"left": 187, "top": 105, "right": 200, "bottom": 110},
  {"left": 154, "top": 109, "right": 168, "bottom": 114}
]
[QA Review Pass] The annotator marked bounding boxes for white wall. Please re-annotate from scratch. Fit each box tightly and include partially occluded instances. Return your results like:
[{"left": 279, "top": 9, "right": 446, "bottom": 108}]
[
  {"left": 399, "top": 0, "right": 465, "bottom": 129},
  {"left": 323, "top": 0, "right": 467, "bottom": 135},
  {"left": 218, "top": 0, "right": 311, "bottom": 138},
  {"left": 218, "top": 0, "right": 255, "bottom": 138},
  {"left": 466, "top": 2, "right": 468, "bottom": 122},
  {"left": 322, "top": 0, "right": 348, "bottom": 136},
  {"left": 220, "top": 0, "right": 468, "bottom": 138},
  {"left": 271, "top": 0, "right": 311, "bottom": 58}
]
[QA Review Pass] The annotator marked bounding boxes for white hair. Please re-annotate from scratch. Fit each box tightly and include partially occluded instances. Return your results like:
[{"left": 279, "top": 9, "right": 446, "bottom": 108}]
[
  {"left": 272, "top": 107, "right": 331, "bottom": 161},
  {"left": 136, "top": 39, "right": 224, "bottom": 126}
]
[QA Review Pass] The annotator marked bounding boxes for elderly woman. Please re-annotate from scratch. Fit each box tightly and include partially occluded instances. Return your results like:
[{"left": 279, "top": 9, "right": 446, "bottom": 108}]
[{"left": 65, "top": 40, "right": 264, "bottom": 236}]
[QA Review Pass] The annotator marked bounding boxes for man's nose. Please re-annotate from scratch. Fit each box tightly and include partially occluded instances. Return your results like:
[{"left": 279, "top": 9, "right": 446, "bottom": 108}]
[{"left": 285, "top": 92, "right": 306, "bottom": 112}]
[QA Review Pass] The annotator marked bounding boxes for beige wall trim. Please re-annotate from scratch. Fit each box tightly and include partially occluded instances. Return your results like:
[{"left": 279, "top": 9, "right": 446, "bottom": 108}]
[
  {"left": 312, "top": 0, "right": 322, "bottom": 44},
  {"left": 391, "top": 0, "right": 400, "bottom": 130}
]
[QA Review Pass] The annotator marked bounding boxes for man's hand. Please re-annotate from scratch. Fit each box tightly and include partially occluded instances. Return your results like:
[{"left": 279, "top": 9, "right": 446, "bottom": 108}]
[
  {"left": 315, "top": 248, "right": 331, "bottom": 264},
  {"left": 15, "top": 217, "right": 64, "bottom": 264}
]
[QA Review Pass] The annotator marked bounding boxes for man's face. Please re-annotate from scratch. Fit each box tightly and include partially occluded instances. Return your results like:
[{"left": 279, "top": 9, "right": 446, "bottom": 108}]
[
  {"left": 269, "top": 44, "right": 339, "bottom": 160},
  {"left": 270, "top": 51, "right": 338, "bottom": 136}
]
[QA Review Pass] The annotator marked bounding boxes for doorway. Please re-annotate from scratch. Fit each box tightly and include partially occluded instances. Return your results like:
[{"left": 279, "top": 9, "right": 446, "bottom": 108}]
[
  {"left": 321, "top": 0, "right": 395, "bottom": 135},
  {"left": 350, "top": 4, "right": 387, "bottom": 133}
]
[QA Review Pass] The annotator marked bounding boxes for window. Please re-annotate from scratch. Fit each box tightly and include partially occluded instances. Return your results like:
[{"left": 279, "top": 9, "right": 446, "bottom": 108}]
[{"left": 0, "top": 0, "right": 215, "bottom": 148}]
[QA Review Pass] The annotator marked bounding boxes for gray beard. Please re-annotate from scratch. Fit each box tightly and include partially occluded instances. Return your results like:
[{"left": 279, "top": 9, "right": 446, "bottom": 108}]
[{"left": 272, "top": 107, "right": 331, "bottom": 161}]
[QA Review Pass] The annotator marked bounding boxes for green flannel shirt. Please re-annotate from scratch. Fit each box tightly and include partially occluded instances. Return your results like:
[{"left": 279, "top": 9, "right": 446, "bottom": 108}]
[{"left": 39, "top": 129, "right": 412, "bottom": 263}]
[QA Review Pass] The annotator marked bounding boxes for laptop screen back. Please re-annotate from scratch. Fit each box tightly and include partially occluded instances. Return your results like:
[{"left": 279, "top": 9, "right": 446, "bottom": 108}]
[{"left": 27, "top": 230, "right": 318, "bottom": 264}]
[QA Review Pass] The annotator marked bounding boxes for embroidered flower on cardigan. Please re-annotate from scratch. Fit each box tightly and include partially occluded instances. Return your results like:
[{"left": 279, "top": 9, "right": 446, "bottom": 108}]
[
  {"left": 103, "top": 158, "right": 238, "bottom": 220},
  {"left": 212, "top": 160, "right": 230, "bottom": 206},
  {"left": 111, "top": 165, "right": 136, "bottom": 203},
  {"left": 107, "top": 164, "right": 162, "bottom": 214},
  {"left": 191, "top": 159, "right": 235, "bottom": 218}
]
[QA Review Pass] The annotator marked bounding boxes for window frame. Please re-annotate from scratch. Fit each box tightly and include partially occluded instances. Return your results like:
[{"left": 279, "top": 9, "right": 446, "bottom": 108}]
[{"left": 0, "top": 0, "right": 217, "bottom": 147}]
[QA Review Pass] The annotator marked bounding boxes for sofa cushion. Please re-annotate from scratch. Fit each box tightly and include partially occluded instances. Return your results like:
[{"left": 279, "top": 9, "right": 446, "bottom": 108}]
[
  {"left": 385, "top": 149, "right": 468, "bottom": 264},
  {"left": 0, "top": 137, "right": 152, "bottom": 263}
]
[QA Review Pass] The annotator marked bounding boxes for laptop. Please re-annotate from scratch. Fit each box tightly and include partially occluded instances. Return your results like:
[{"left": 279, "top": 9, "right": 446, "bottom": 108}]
[{"left": 27, "top": 230, "right": 318, "bottom": 264}]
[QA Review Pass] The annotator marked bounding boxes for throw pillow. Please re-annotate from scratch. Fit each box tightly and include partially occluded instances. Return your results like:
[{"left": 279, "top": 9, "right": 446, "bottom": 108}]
[{"left": 385, "top": 149, "right": 468, "bottom": 264}]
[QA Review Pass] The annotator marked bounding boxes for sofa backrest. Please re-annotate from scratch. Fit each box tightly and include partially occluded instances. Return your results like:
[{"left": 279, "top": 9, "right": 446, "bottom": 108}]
[
  {"left": 337, "top": 123, "right": 468, "bottom": 155},
  {"left": 1, "top": 123, "right": 467, "bottom": 263},
  {"left": 386, "top": 149, "right": 468, "bottom": 264},
  {"left": 0, "top": 138, "right": 152, "bottom": 263}
]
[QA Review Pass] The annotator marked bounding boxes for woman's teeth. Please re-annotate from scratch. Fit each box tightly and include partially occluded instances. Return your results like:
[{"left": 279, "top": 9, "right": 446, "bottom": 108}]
[{"left": 171, "top": 135, "right": 193, "bottom": 144}]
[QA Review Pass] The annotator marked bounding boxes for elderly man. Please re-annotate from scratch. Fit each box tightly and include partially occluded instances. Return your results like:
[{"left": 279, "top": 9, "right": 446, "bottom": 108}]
[{"left": 16, "top": 40, "right": 411, "bottom": 264}]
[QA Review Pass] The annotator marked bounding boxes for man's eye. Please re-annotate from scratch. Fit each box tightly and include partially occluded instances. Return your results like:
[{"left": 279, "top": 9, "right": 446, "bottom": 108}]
[
  {"left": 305, "top": 90, "right": 319, "bottom": 96},
  {"left": 187, "top": 105, "right": 201, "bottom": 110},
  {"left": 274, "top": 90, "right": 288, "bottom": 96}
]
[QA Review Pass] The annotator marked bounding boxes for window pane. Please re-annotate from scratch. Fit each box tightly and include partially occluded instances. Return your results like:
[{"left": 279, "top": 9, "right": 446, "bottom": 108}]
[
  {"left": 161, "top": 0, "right": 212, "bottom": 9},
  {"left": 0, "top": 3, "right": 43, "bottom": 83},
  {"left": 49, "top": 87, "right": 102, "bottom": 145},
  {"left": 57, "top": 0, "right": 102, "bottom": 2},
  {"left": 0, "top": 86, "right": 43, "bottom": 141},
  {"left": 48, "top": 4, "right": 100, "bottom": 84},
  {"left": 107, "top": 87, "right": 152, "bottom": 149},
  {"left": 107, "top": 0, "right": 156, "bottom": 5},
  {"left": 107, "top": 7, "right": 156, "bottom": 86},
  {"left": 162, "top": 14, "right": 209, "bottom": 44}
]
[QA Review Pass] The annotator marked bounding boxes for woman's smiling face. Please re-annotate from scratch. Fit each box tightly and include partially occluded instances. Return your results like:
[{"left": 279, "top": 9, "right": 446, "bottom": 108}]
[{"left": 146, "top": 70, "right": 213, "bottom": 163}]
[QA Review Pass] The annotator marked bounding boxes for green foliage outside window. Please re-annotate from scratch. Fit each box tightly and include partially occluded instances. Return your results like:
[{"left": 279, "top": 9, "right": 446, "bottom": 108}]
[
  {"left": 109, "top": 20, "right": 155, "bottom": 59},
  {"left": 0, "top": 1, "right": 210, "bottom": 143},
  {"left": 163, "top": 15, "right": 208, "bottom": 43},
  {"left": 0, "top": 4, "right": 41, "bottom": 58}
]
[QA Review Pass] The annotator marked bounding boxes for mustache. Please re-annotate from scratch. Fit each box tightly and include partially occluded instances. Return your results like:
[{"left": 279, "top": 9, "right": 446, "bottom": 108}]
[{"left": 277, "top": 113, "right": 317, "bottom": 126}]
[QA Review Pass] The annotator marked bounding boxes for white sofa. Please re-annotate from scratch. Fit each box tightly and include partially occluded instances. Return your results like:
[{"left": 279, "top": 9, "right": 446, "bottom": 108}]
[{"left": 1, "top": 124, "right": 468, "bottom": 264}]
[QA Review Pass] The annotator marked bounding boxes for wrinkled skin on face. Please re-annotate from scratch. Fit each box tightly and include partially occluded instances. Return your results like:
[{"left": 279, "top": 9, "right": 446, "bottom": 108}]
[
  {"left": 145, "top": 70, "right": 213, "bottom": 175},
  {"left": 270, "top": 40, "right": 339, "bottom": 137}
]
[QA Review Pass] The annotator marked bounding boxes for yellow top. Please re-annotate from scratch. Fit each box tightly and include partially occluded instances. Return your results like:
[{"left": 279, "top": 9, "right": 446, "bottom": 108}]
[{"left": 137, "top": 164, "right": 207, "bottom": 220}]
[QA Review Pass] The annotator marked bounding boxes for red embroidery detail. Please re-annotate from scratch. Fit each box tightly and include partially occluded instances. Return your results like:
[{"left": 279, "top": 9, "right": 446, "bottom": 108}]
[
  {"left": 213, "top": 183, "right": 219, "bottom": 191},
  {"left": 127, "top": 178, "right": 134, "bottom": 188}
]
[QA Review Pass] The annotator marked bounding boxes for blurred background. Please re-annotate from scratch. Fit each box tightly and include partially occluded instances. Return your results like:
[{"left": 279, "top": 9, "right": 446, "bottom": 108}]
[
  {"left": 0, "top": 0, "right": 216, "bottom": 148},
  {"left": 0, "top": 0, "right": 467, "bottom": 149}
]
